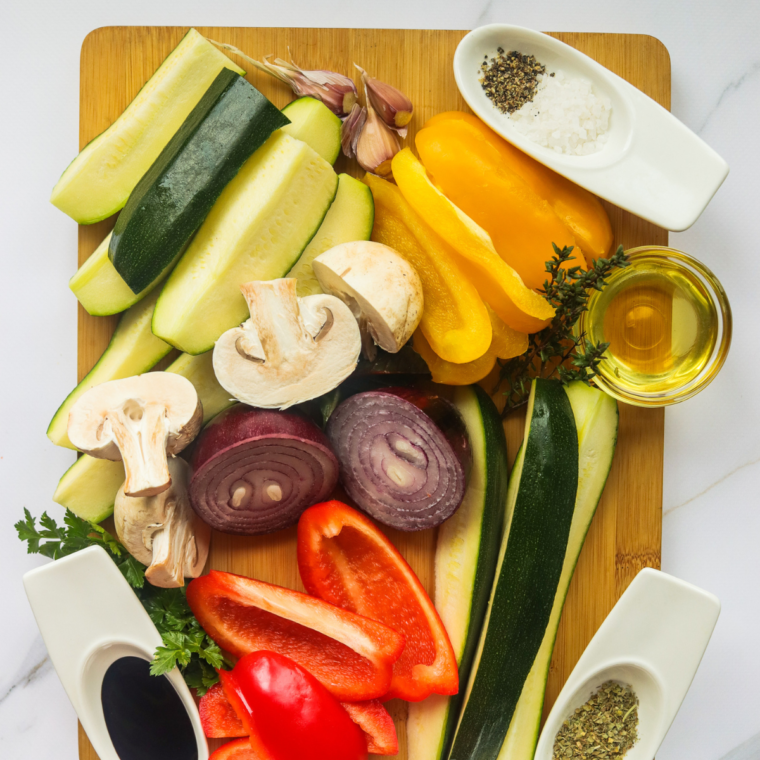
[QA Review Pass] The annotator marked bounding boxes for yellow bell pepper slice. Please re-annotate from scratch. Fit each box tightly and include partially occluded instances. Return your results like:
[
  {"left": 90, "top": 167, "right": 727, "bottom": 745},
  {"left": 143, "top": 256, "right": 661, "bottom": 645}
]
[
  {"left": 392, "top": 148, "right": 554, "bottom": 334},
  {"left": 426, "top": 112, "right": 613, "bottom": 263},
  {"left": 416, "top": 118, "right": 576, "bottom": 290},
  {"left": 413, "top": 307, "right": 528, "bottom": 385},
  {"left": 364, "top": 173, "right": 492, "bottom": 364}
]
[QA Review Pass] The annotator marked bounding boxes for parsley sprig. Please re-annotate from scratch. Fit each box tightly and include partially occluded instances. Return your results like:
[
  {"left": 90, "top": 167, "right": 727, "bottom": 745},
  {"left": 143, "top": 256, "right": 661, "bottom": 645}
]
[
  {"left": 15, "top": 508, "right": 229, "bottom": 695},
  {"left": 497, "top": 243, "right": 629, "bottom": 412}
]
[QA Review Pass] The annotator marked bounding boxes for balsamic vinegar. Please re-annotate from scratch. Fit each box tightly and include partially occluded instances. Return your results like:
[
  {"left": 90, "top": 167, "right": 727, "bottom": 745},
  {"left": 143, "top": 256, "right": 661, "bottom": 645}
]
[{"left": 101, "top": 656, "right": 198, "bottom": 760}]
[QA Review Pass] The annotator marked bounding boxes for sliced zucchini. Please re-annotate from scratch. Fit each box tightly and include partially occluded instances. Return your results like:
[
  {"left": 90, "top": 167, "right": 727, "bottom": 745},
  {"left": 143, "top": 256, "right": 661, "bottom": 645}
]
[
  {"left": 69, "top": 232, "right": 156, "bottom": 316},
  {"left": 407, "top": 385, "right": 508, "bottom": 760},
  {"left": 287, "top": 174, "right": 375, "bottom": 297},
  {"left": 46, "top": 289, "right": 171, "bottom": 450},
  {"left": 51, "top": 29, "right": 244, "bottom": 224},
  {"left": 53, "top": 456, "right": 125, "bottom": 524},
  {"left": 448, "top": 379, "right": 578, "bottom": 760},
  {"left": 165, "top": 351, "right": 234, "bottom": 424},
  {"left": 110, "top": 69, "right": 288, "bottom": 294},
  {"left": 499, "top": 381, "right": 618, "bottom": 760},
  {"left": 68, "top": 97, "right": 340, "bottom": 317},
  {"left": 281, "top": 97, "right": 342, "bottom": 164},
  {"left": 152, "top": 132, "right": 338, "bottom": 354}
]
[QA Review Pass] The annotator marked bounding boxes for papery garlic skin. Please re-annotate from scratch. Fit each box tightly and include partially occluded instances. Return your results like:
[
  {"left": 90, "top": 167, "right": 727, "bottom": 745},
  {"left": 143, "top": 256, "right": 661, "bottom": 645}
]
[
  {"left": 355, "top": 64, "right": 414, "bottom": 130},
  {"left": 356, "top": 104, "right": 400, "bottom": 177},
  {"left": 341, "top": 103, "right": 367, "bottom": 159},
  {"left": 253, "top": 55, "right": 358, "bottom": 117}
]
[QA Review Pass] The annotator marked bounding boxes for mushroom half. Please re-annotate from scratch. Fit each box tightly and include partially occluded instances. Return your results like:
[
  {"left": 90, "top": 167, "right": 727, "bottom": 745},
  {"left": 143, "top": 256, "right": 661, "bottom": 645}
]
[
  {"left": 115, "top": 457, "right": 210, "bottom": 588},
  {"left": 67, "top": 374, "right": 202, "bottom": 497},
  {"left": 312, "top": 241, "right": 424, "bottom": 360},
  {"left": 213, "top": 278, "right": 361, "bottom": 409}
]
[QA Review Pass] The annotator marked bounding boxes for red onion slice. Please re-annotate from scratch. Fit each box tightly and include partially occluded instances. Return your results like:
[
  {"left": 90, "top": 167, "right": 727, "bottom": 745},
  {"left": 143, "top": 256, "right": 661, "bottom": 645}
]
[
  {"left": 190, "top": 405, "right": 339, "bottom": 535},
  {"left": 326, "top": 389, "right": 471, "bottom": 531}
]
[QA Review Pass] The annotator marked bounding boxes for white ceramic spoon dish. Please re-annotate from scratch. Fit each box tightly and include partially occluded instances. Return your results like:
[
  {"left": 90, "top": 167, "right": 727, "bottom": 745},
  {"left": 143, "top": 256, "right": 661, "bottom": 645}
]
[
  {"left": 23, "top": 545, "right": 208, "bottom": 760},
  {"left": 453, "top": 25, "right": 729, "bottom": 231},
  {"left": 534, "top": 568, "right": 720, "bottom": 760}
]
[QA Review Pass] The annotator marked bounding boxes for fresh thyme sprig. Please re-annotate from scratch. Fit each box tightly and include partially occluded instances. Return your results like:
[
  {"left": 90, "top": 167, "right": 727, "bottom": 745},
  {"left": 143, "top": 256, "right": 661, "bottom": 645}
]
[
  {"left": 15, "top": 508, "right": 230, "bottom": 695},
  {"left": 497, "top": 243, "right": 629, "bottom": 413}
]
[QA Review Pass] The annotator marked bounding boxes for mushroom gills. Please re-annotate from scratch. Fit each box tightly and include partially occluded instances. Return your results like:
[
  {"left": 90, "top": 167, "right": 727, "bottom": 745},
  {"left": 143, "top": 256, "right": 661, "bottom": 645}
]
[
  {"left": 67, "top": 373, "right": 203, "bottom": 498},
  {"left": 213, "top": 278, "right": 361, "bottom": 410},
  {"left": 115, "top": 457, "right": 210, "bottom": 589}
]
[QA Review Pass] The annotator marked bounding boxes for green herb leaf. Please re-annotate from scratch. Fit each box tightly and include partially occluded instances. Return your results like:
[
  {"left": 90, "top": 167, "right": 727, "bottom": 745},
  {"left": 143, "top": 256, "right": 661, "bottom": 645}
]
[
  {"left": 16, "top": 508, "right": 226, "bottom": 694},
  {"left": 497, "top": 244, "right": 629, "bottom": 413}
]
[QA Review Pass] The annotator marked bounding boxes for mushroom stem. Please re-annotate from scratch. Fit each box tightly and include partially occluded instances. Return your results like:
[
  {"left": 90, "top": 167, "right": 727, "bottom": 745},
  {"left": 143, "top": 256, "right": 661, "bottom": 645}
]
[
  {"left": 108, "top": 401, "right": 172, "bottom": 497},
  {"left": 115, "top": 457, "right": 210, "bottom": 588},
  {"left": 240, "top": 280, "right": 311, "bottom": 364}
]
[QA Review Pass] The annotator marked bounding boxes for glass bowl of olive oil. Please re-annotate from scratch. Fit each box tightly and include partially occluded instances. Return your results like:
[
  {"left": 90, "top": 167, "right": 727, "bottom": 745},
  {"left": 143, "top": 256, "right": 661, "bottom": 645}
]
[{"left": 579, "top": 246, "right": 731, "bottom": 406}]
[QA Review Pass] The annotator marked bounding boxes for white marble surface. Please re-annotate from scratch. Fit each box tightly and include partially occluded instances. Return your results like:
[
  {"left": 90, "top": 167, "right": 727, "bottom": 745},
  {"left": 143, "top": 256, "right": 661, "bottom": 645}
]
[{"left": 1, "top": 1, "right": 758, "bottom": 757}]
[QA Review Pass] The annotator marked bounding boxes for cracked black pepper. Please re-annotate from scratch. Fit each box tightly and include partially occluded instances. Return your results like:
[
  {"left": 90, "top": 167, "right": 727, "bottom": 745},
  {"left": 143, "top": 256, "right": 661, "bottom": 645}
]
[{"left": 479, "top": 48, "right": 552, "bottom": 114}]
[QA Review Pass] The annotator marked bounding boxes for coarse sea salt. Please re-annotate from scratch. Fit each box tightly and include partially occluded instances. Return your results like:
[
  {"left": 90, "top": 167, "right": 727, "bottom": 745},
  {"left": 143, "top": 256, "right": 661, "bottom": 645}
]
[{"left": 509, "top": 69, "right": 612, "bottom": 156}]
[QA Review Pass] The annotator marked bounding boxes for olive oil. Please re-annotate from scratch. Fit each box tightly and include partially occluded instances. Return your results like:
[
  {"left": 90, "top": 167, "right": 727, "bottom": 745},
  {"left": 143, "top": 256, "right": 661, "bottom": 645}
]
[{"left": 585, "top": 255, "right": 719, "bottom": 397}]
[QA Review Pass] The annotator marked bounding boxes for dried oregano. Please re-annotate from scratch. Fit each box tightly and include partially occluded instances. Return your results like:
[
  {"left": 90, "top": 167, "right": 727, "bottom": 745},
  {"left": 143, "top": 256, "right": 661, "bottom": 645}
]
[{"left": 552, "top": 680, "right": 639, "bottom": 759}]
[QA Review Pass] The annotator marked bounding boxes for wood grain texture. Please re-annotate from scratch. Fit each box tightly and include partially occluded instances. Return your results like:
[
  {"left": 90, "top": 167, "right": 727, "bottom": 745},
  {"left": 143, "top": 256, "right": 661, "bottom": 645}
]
[{"left": 75, "top": 27, "right": 667, "bottom": 760}]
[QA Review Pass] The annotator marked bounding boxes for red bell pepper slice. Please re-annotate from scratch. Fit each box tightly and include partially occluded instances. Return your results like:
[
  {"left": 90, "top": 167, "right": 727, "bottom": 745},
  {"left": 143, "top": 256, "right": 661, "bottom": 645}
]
[
  {"left": 200, "top": 680, "right": 399, "bottom": 755},
  {"left": 221, "top": 651, "right": 368, "bottom": 760},
  {"left": 297, "top": 500, "right": 458, "bottom": 702},
  {"left": 200, "top": 683, "right": 248, "bottom": 739},
  {"left": 187, "top": 570, "right": 404, "bottom": 702},
  {"left": 342, "top": 700, "right": 399, "bottom": 755},
  {"left": 209, "top": 738, "right": 264, "bottom": 760}
]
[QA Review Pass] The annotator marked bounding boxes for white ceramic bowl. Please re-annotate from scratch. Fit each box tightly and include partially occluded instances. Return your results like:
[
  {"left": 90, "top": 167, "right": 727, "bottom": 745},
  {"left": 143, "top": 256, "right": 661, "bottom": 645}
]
[
  {"left": 23, "top": 546, "right": 208, "bottom": 760},
  {"left": 453, "top": 25, "right": 729, "bottom": 231},
  {"left": 534, "top": 568, "right": 720, "bottom": 760}
]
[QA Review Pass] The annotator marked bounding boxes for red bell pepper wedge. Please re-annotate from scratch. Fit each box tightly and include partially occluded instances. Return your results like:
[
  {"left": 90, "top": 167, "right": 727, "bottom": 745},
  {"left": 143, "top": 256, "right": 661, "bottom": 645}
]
[
  {"left": 342, "top": 700, "right": 399, "bottom": 755},
  {"left": 200, "top": 683, "right": 248, "bottom": 739},
  {"left": 209, "top": 738, "right": 264, "bottom": 760},
  {"left": 201, "top": 680, "right": 399, "bottom": 755},
  {"left": 221, "top": 651, "right": 368, "bottom": 760},
  {"left": 187, "top": 571, "right": 404, "bottom": 702},
  {"left": 297, "top": 500, "right": 458, "bottom": 702}
]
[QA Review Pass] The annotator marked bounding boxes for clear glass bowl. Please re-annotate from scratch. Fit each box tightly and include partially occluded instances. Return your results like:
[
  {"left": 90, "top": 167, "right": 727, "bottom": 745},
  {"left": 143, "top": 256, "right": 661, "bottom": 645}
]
[{"left": 577, "top": 246, "right": 732, "bottom": 407}]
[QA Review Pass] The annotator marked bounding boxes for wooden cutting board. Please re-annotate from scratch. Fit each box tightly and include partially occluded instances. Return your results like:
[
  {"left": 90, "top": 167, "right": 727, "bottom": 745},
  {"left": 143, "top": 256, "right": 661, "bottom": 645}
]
[{"left": 76, "top": 27, "right": 666, "bottom": 760}]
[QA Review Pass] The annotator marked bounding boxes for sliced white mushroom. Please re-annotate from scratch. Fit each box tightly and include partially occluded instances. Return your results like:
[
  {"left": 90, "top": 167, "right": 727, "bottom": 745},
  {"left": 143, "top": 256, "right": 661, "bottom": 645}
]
[
  {"left": 67, "top": 374, "right": 202, "bottom": 497},
  {"left": 311, "top": 241, "right": 424, "bottom": 360},
  {"left": 213, "top": 278, "right": 361, "bottom": 409},
  {"left": 114, "top": 457, "right": 210, "bottom": 588}
]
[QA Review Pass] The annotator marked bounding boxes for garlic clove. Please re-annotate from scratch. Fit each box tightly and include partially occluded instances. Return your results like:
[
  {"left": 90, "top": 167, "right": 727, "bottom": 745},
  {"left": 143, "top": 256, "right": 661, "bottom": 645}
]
[
  {"left": 355, "top": 64, "right": 413, "bottom": 129},
  {"left": 341, "top": 103, "right": 367, "bottom": 159},
  {"left": 209, "top": 41, "right": 358, "bottom": 117},
  {"left": 356, "top": 104, "right": 400, "bottom": 177}
]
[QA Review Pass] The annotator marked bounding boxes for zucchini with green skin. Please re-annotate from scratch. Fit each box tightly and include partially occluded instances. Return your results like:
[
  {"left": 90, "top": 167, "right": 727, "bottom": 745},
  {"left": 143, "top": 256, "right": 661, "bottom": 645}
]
[
  {"left": 46, "top": 289, "right": 171, "bottom": 450},
  {"left": 53, "top": 456, "right": 125, "bottom": 524},
  {"left": 499, "top": 381, "right": 618, "bottom": 760},
  {"left": 110, "top": 69, "right": 288, "bottom": 294},
  {"left": 68, "top": 232, "right": 157, "bottom": 316},
  {"left": 288, "top": 174, "right": 375, "bottom": 297},
  {"left": 165, "top": 351, "right": 235, "bottom": 424},
  {"left": 407, "top": 384, "right": 508, "bottom": 760},
  {"left": 281, "top": 97, "right": 342, "bottom": 164},
  {"left": 448, "top": 379, "right": 578, "bottom": 760},
  {"left": 51, "top": 29, "right": 244, "bottom": 224},
  {"left": 69, "top": 99, "right": 342, "bottom": 317},
  {"left": 152, "top": 132, "right": 338, "bottom": 354},
  {"left": 52, "top": 350, "right": 236, "bottom": 522}
]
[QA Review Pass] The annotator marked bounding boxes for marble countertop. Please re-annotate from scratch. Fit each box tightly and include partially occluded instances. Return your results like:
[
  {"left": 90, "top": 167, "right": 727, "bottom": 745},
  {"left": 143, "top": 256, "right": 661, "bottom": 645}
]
[{"left": 1, "top": 1, "right": 758, "bottom": 758}]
